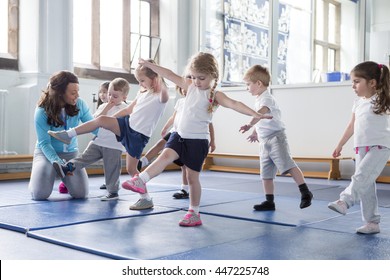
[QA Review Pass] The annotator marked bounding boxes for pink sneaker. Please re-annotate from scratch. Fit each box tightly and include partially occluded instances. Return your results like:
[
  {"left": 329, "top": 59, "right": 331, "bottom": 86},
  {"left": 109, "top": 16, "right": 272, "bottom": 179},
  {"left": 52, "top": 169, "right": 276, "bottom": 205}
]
[
  {"left": 122, "top": 176, "right": 147, "bottom": 194},
  {"left": 58, "top": 182, "right": 68, "bottom": 194},
  {"left": 179, "top": 210, "right": 202, "bottom": 227}
]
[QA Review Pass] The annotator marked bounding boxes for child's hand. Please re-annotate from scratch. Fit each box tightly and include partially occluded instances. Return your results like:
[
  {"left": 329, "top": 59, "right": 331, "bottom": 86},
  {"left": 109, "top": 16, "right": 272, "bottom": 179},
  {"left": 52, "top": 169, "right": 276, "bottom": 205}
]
[
  {"left": 247, "top": 134, "right": 258, "bottom": 143},
  {"left": 239, "top": 125, "right": 252, "bottom": 133},
  {"left": 332, "top": 146, "right": 342, "bottom": 158}
]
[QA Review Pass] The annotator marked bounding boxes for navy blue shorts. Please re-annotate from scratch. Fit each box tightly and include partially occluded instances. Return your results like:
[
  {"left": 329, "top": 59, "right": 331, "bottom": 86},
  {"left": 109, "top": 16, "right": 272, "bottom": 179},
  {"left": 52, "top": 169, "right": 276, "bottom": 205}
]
[
  {"left": 116, "top": 116, "right": 149, "bottom": 159},
  {"left": 165, "top": 132, "right": 208, "bottom": 172}
]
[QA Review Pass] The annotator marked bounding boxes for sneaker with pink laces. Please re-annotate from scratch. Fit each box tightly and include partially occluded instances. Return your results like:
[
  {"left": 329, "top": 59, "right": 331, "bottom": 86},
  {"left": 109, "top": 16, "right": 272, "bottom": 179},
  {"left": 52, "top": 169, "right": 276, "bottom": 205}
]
[
  {"left": 122, "top": 176, "right": 147, "bottom": 194},
  {"left": 58, "top": 182, "right": 68, "bottom": 194},
  {"left": 179, "top": 210, "right": 202, "bottom": 227}
]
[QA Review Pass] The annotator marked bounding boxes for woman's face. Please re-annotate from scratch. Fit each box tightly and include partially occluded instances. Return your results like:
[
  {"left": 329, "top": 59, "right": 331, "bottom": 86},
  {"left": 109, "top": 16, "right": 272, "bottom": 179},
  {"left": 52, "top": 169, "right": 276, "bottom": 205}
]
[{"left": 63, "top": 83, "right": 79, "bottom": 106}]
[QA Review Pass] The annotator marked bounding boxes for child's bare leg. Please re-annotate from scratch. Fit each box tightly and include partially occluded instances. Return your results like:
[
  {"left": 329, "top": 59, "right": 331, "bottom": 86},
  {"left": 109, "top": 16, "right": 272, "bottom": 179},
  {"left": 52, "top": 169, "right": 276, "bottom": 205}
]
[
  {"left": 143, "top": 139, "right": 167, "bottom": 163},
  {"left": 126, "top": 154, "right": 140, "bottom": 177},
  {"left": 186, "top": 168, "right": 201, "bottom": 208},
  {"left": 75, "top": 116, "right": 121, "bottom": 136},
  {"left": 288, "top": 166, "right": 305, "bottom": 185},
  {"left": 142, "top": 148, "right": 179, "bottom": 180},
  {"left": 181, "top": 166, "right": 189, "bottom": 185}
]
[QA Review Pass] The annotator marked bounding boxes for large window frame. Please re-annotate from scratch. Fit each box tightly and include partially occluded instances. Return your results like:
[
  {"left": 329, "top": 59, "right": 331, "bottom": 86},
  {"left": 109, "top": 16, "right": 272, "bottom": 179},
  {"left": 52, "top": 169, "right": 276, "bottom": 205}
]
[
  {"left": 73, "top": 0, "right": 160, "bottom": 83},
  {"left": 313, "top": 0, "right": 341, "bottom": 74},
  {"left": 0, "top": 0, "right": 18, "bottom": 71}
]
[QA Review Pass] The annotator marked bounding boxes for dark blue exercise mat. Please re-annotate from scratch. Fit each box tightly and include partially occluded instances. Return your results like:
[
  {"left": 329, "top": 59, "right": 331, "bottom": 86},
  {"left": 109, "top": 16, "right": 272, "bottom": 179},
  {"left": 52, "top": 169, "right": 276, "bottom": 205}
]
[
  {"left": 0, "top": 198, "right": 178, "bottom": 233},
  {"left": 200, "top": 196, "right": 351, "bottom": 227},
  {"left": 27, "top": 211, "right": 289, "bottom": 260},
  {"left": 160, "top": 225, "right": 390, "bottom": 260},
  {"left": 302, "top": 207, "right": 390, "bottom": 236}
]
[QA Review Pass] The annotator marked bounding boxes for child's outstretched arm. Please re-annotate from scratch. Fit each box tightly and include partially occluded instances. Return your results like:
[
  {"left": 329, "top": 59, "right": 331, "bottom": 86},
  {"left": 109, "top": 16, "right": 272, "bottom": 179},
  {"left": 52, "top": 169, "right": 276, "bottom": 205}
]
[
  {"left": 332, "top": 113, "right": 355, "bottom": 158},
  {"left": 139, "top": 59, "right": 189, "bottom": 91},
  {"left": 112, "top": 99, "right": 136, "bottom": 118},
  {"left": 240, "top": 106, "right": 270, "bottom": 133},
  {"left": 215, "top": 91, "right": 272, "bottom": 120}
]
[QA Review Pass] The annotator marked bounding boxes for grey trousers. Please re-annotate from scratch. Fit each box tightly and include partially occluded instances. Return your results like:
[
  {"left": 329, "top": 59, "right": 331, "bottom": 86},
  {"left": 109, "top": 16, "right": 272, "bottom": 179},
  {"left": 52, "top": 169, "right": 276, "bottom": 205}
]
[
  {"left": 29, "top": 149, "right": 89, "bottom": 200},
  {"left": 341, "top": 146, "right": 390, "bottom": 224},
  {"left": 70, "top": 142, "right": 122, "bottom": 194}
]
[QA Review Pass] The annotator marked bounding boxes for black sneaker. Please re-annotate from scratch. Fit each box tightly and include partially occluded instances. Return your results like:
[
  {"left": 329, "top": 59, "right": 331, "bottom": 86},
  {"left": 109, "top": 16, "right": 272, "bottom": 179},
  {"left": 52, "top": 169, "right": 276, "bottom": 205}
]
[
  {"left": 173, "top": 189, "right": 189, "bottom": 199},
  {"left": 99, "top": 183, "right": 107, "bottom": 190},
  {"left": 253, "top": 201, "right": 276, "bottom": 211},
  {"left": 100, "top": 193, "right": 119, "bottom": 201},
  {"left": 53, "top": 162, "right": 75, "bottom": 178},
  {"left": 300, "top": 191, "right": 313, "bottom": 209}
]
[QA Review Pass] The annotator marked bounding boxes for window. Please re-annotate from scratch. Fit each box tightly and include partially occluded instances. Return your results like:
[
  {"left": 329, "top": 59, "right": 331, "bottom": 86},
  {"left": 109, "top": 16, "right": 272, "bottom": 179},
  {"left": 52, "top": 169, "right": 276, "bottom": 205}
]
[
  {"left": 200, "top": 0, "right": 360, "bottom": 85},
  {"left": 314, "top": 0, "right": 341, "bottom": 74},
  {"left": 0, "top": 0, "right": 18, "bottom": 71},
  {"left": 73, "top": 0, "right": 160, "bottom": 82}
]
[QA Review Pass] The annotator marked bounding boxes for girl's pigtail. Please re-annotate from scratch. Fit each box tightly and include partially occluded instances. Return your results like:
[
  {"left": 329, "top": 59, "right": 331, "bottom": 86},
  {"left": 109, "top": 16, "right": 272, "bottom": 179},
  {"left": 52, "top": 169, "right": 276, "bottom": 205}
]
[{"left": 208, "top": 78, "right": 219, "bottom": 113}]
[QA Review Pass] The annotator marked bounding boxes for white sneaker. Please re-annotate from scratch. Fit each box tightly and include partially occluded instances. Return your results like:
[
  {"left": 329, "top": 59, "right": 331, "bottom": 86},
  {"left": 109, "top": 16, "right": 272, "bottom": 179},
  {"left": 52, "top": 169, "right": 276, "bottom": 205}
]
[
  {"left": 328, "top": 200, "right": 348, "bottom": 215},
  {"left": 356, "top": 223, "right": 380, "bottom": 234},
  {"left": 48, "top": 130, "right": 72, "bottom": 144}
]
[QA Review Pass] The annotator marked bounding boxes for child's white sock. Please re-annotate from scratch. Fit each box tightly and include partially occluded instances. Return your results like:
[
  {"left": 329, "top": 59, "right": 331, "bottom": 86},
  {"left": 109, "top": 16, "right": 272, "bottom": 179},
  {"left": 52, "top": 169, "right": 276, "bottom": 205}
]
[
  {"left": 139, "top": 171, "right": 150, "bottom": 184},
  {"left": 140, "top": 156, "right": 149, "bottom": 168},
  {"left": 190, "top": 205, "right": 200, "bottom": 214},
  {"left": 141, "top": 193, "right": 151, "bottom": 200},
  {"left": 181, "top": 184, "right": 189, "bottom": 192},
  {"left": 67, "top": 128, "right": 77, "bottom": 137}
]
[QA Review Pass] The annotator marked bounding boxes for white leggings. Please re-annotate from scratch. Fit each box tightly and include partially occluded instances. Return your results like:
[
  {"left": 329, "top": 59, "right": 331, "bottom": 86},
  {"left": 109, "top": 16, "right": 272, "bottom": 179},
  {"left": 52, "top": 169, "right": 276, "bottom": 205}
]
[
  {"left": 341, "top": 146, "right": 390, "bottom": 223},
  {"left": 28, "top": 149, "right": 89, "bottom": 200}
]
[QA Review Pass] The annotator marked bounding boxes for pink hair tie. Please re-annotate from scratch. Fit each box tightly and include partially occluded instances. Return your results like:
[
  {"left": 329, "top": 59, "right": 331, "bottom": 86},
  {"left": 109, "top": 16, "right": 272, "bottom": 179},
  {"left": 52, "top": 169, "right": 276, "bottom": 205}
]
[{"left": 378, "top": 63, "right": 383, "bottom": 69}]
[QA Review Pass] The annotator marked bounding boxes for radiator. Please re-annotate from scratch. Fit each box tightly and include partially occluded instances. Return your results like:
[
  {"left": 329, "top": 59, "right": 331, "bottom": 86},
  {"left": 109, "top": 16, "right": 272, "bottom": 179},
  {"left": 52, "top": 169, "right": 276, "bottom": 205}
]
[{"left": 0, "top": 90, "right": 17, "bottom": 155}]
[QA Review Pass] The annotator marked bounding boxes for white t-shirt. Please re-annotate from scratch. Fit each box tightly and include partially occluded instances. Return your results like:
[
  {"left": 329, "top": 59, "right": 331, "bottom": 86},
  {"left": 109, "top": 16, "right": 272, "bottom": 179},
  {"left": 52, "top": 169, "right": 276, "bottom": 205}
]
[
  {"left": 254, "top": 90, "right": 285, "bottom": 139},
  {"left": 129, "top": 90, "right": 167, "bottom": 137},
  {"left": 171, "top": 98, "right": 185, "bottom": 132},
  {"left": 177, "top": 85, "right": 213, "bottom": 139},
  {"left": 93, "top": 102, "right": 127, "bottom": 151},
  {"left": 353, "top": 95, "right": 390, "bottom": 148}
]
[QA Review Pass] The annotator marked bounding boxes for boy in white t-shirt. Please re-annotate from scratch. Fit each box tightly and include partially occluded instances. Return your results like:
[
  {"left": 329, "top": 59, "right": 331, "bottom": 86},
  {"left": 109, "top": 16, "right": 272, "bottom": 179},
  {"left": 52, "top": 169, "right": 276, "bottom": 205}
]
[
  {"left": 53, "top": 78, "right": 129, "bottom": 200},
  {"left": 240, "top": 65, "right": 313, "bottom": 211}
]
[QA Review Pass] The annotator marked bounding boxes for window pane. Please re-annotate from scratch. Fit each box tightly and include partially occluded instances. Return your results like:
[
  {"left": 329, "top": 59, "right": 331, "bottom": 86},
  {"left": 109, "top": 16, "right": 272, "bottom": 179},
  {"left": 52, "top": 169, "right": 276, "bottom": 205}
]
[
  {"left": 328, "top": 48, "right": 335, "bottom": 71},
  {"left": 131, "top": 0, "right": 140, "bottom": 34},
  {"left": 315, "top": 44, "right": 323, "bottom": 72},
  {"left": 328, "top": 3, "right": 336, "bottom": 44},
  {"left": 73, "top": 0, "right": 92, "bottom": 64},
  {"left": 0, "top": 0, "right": 8, "bottom": 54},
  {"left": 280, "top": 0, "right": 312, "bottom": 84},
  {"left": 100, "top": 0, "right": 122, "bottom": 68},
  {"left": 315, "top": 0, "right": 324, "bottom": 41},
  {"left": 140, "top": 1, "right": 150, "bottom": 35}
]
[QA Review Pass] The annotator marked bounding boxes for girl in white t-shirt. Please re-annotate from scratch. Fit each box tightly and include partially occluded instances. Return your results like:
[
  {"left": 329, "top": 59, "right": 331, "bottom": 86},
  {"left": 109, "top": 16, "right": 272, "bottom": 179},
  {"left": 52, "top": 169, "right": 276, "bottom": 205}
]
[
  {"left": 49, "top": 60, "right": 169, "bottom": 210},
  {"left": 328, "top": 61, "right": 390, "bottom": 234},
  {"left": 122, "top": 52, "right": 271, "bottom": 227}
]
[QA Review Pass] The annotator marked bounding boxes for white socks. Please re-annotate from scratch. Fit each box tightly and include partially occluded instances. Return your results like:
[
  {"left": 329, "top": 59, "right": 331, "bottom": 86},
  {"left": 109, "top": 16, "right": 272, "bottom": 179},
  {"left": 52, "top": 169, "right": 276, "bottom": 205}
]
[
  {"left": 190, "top": 205, "right": 200, "bottom": 214},
  {"left": 140, "top": 156, "right": 149, "bottom": 168},
  {"left": 181, "top": 184, "right": 189, "bottom": 192},
  {"left": 139, "top": 172, "right": 151, "bottom": 200},
  {"left": 67, "top": 128, "right": 77, "bottom": 137}
]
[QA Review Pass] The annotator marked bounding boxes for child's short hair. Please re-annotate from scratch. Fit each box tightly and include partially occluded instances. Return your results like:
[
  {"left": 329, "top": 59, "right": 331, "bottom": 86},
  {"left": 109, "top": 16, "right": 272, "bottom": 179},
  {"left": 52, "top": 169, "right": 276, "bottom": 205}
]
[
  {"left": 243, "top": 65, "right": 271, "bottom": 87},
  {"left": 110, "top": 78, "right": 130, "bottom": 96}
]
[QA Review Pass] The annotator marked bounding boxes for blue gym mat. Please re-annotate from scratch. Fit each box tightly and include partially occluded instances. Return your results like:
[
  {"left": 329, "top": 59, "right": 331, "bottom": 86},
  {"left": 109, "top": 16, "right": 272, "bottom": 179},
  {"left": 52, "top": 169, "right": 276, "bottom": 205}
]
[
  {"left": 200, "top": 196, "right": 356, "bottom": 226},
  {"left": 0, "top": 198, "right": 177, "bottom": 233},
  {"left": 160, "top": 226, "right": 390, "bottom": 260},
  {"left": 303, "top": 207, "right": 390, "bottom": 235},
  {"left": 27, "top": 211, "right": 289, "bottom": 260}
]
